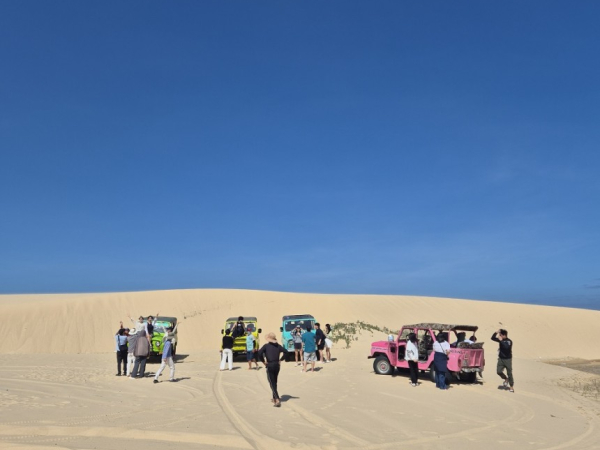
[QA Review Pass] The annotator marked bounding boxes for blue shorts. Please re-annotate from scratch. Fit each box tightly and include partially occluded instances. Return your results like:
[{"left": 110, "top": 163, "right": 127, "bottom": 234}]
[{"left": 246, "top": 351, "right": 255, "bottom": 361}]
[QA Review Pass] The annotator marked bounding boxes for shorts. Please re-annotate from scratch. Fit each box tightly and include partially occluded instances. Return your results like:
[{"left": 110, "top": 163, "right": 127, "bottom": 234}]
[
  {"left": 317, "top": 342, "right": 325, "bottom": 350},
  {"left": 304, "top": 351, "right": 317, "bottom": 362},
  {"left": 325, "top": 338, "right": 333, "bottom": 348},
  {"left": 294, "top": 343, "right": 302, "bottom": 351},
  {"left": 246, "top": 351, "right": 255, "bottom": 361}
]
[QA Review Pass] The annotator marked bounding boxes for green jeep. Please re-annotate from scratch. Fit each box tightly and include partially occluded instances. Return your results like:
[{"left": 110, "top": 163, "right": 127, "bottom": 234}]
[{"left": 149, "top": 316, "right": 178, "bottom": 357}]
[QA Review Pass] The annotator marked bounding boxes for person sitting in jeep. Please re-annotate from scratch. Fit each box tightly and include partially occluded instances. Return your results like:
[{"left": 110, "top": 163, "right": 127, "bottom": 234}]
[{"left": 231, "top": 316, "right": 246, "bottom": 339}]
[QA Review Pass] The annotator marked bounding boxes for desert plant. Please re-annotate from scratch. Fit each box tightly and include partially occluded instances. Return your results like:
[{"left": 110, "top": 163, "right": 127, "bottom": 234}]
[{"left": 329, "top": 321, "right": 394, "bottom": 349}]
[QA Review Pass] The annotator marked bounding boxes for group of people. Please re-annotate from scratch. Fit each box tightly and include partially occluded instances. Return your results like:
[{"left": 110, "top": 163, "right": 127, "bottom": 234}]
[
  {"left": 115, "top": 316, "right": 516, "bottom": 407},
  {"left": 114, "top": 314, "right": 178, "bottom": 383},
  {"left": 290, "top": 323, "right": 333, "bottom": 368},
  {"left": 403, "top": 329, "right": 514, "bottom": 393},
  {"left": 219, "top": 318, "right": 334, "bottom": 407}
]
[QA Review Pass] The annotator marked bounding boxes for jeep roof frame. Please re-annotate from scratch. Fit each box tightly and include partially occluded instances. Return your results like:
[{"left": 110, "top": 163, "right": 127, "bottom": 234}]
[{"left": 402, "top": 323, "right": 478, "bottom": 332}]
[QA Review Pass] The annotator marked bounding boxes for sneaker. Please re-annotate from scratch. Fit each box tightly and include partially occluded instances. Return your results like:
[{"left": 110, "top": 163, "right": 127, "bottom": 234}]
[
  {"left": 509, "top": 387, "right": 514, "bottom": 393},
  {"left": 116, "top": 373, "right": 121, "bottom": 376},
  {"left": 169, "top": 379, "right": 176, "bottom": 382},
  {"left": 503, "top": 380, "right": 508, "bottom": 388},
  {"left": 153, "top": 379, "right": 158, "bottom": 384},
  {"left": 411, "top": 383, "right": 417, "bottom": 387}
]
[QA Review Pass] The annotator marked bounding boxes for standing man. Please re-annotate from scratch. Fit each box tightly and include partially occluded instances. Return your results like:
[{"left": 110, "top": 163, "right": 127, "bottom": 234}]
[
  {"left": 220, "top": 329, "right": 234, "bottom": 371},
  {"left": 314, "top": 323, "right": 327, "bottom": 363},
  {"left": 302, "top": 325, "right": 317, "bottom": 373},
  {"left": 292, "top": 326, "right": 303, "bottom": 366},
  {"left": 246, "top": 328, "right": 259, "bottom": 370},
  {"left": 154, "top": 326, "right": 176, "bottom": 383},
  {"left": 491, "top": 329, "right": 514, "bottom": 393},
  {"left": 257, "top": 332, "right": 287, "bottom": 407}
]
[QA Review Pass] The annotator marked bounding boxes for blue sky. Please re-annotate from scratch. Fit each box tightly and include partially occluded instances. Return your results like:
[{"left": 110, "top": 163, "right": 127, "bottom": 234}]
[{"left": 1, "top": 1, "right": 599, "bottom": 309}]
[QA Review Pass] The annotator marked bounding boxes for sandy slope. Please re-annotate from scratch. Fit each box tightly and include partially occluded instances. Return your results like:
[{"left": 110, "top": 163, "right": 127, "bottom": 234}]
[
  {"left": 0, "top": 289, "right": 599, "bottom": 359},
  {"left": 0, "top": 289, "right": 599, "bottom": 450}
]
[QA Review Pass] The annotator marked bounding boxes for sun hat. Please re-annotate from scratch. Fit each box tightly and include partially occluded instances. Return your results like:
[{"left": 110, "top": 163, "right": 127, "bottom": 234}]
[{"left": 266, "top": 332, "right": 277, "bottom": 343}]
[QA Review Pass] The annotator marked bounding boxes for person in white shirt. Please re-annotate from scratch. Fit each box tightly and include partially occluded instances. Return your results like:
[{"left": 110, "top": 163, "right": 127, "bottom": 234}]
[
  {"left": 432, "top": 333, "right": 451, "bottom": 390},
  {"left": 128, "top": 314, "right": 146, "bottom": 333},
  {"left": 404, "top": 332, "right": 419, "bottom": 386}
]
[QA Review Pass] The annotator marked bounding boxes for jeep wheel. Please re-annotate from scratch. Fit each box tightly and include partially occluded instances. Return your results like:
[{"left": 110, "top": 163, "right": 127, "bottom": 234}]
[
  {"left": 373, "top": 356, "right": 393, "bottom": 375},
  {"left": 461, "top": 372, "right": 477, "bottom": 383},
  {"left": 429, "top": 367, "right": 436, "bottom": 383}
]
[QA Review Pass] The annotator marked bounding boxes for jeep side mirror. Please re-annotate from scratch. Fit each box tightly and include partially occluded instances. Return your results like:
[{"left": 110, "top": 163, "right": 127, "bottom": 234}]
[
  {"left": 279, "top": 327, "right": 283, "bottom": 332},
  {"left": 221, "top": 329, "right": 224, "bottom": 334},
  {"left": 258, "top": 328, "right": 262, "bottom": 334}
]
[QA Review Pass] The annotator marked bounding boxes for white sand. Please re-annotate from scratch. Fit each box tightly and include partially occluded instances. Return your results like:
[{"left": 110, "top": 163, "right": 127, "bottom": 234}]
[{"left": 0, "top": 289, "right": 599, "bottom": 449}]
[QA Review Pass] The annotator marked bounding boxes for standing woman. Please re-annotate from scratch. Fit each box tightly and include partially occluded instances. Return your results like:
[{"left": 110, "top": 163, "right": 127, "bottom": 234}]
[
  {"left": 405, "top": 332, "right": 419, "bottom": 386},
  {"left": 324, "top": 324, "right": 333, "bottom": 363},
  {"left": 131, "top": 330, "right": 150, "bottom": 379},
  {"left": 432, "top": 333, "right": 450, "bottom": 390},
  {"left": 115, "top": 324, "right": 128, "bottom": 376}
]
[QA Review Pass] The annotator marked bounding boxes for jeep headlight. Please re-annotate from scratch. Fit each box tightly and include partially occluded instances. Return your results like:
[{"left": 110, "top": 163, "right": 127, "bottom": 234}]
[
  {"left": 287, "top": 340, "right": 294, "bottom": 349},
  {"left": 154, "top": 341, "right": 160, "bottom": 348}
]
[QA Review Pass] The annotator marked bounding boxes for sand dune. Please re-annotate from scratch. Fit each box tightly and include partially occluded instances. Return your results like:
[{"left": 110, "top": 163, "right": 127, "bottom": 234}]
[
  {"left": 0, "top": 289, "right": 598, "bottom": 359},
  {"left": 1, "top": 289, "right": 599, "bottom": 450}
]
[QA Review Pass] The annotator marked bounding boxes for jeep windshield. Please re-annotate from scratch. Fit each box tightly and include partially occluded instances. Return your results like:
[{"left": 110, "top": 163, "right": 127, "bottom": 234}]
[
  {"left": 153, "top": 321, "right": 173, "bottom": 334},
  {"left": 284, "top": 320, "right": 313, "bottom": 332},
  {"left": 228, "top": 322, "right": 256, "bottom": 332}
]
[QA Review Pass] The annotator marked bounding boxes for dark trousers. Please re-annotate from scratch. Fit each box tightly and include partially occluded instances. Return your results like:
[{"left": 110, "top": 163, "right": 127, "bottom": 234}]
[
  {"left": 116, "top": 349, "right": 127, "bottom": 374},
  {"left": 497, "top": 358, "right": 514, "bottom": 386},
  {"left": 435, "top": 369, "right": 447, "bottom": 389},
  {"left": 266, "top": 363, "right": 281, "bottom": 400},
  {"left": 131, "top": 356, "right": 147, "bottom": 378},
  {"left": 408, "top": 360, "right": 418, "bottom": 384}
]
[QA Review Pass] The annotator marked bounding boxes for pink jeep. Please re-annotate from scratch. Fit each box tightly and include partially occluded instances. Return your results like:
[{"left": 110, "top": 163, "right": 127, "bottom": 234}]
[{"left": 369, "top": 323, "right": 485, "bottom": 383}]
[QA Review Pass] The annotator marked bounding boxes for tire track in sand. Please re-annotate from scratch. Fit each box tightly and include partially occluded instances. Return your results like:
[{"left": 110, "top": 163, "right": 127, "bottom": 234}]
[
  {"left": 255, "top": 367, "right": 371, "bottom": 448},
  {"left": 212, "top": 370, "right": 299, "bottom": 450}
]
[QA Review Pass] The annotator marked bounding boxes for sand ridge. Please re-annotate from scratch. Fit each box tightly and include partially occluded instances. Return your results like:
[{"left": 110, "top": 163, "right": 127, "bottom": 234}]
[
  {"left": 0, "top": 289, "right": 599, "bottom": 449},
  {"left": 0, "top": 289, "right": 598, "bottom": 359}
]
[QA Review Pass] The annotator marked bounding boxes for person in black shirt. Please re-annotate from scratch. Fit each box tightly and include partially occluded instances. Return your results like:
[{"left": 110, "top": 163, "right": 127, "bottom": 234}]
[
  {"left": 314, "top": 323, "right": 327, "bottom": 364},
  {"left": 257, "top": 332, "right": 288, "bottom": 407},
  {"left": 491, "top": 329, "right": 514, "bottom": 392},
  {"left": 220, "top": 329, "right": 234, "bottom": 371},
  {"left": 232, "top": 316, "right": 245, "bottom": 339}
]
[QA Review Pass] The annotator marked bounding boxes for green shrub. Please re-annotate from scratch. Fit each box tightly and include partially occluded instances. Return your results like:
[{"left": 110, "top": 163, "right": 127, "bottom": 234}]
[{"left": 329, "top": 321, "right": 393, "bottom": 349}]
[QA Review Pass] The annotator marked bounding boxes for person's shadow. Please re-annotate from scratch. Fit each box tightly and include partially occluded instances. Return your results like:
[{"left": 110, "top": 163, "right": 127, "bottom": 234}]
[
  {"left": 156, "top": 377, "right": 191, "bottom": 383},
  {"left": 279, "top": 395, "right": 299, "bottom": 403}
]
